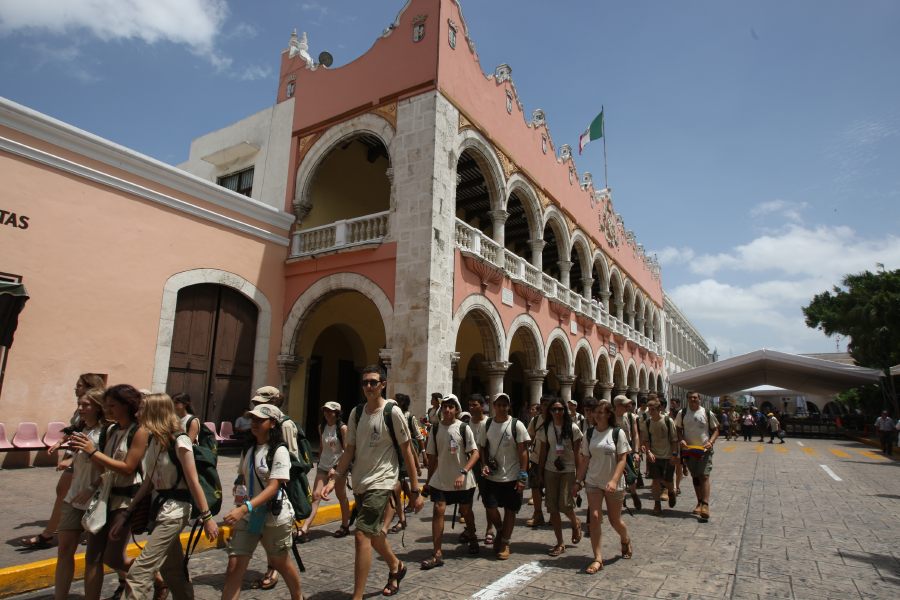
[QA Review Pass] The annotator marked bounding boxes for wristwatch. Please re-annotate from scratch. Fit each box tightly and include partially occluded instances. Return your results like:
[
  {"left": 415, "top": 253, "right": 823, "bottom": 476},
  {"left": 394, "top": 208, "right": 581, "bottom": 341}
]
[{"left": 459, "top": 468, "right": 468, "bottom": 475}]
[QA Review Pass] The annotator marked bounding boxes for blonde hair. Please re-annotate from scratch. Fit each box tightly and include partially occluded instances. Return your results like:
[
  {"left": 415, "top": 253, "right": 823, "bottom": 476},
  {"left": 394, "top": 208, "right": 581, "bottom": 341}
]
[
  {"left": 81, "top": 388, "right": 108, "bottom": 424},
  {"left": 140, "top": 393, "right": 183, "bottom": 448}
]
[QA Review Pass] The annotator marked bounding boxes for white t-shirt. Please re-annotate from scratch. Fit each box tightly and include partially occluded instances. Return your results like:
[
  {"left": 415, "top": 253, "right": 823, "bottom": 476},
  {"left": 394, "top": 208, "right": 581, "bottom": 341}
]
[
  {"left": 535, "top": 422, "right": 583, "bottom": 473},
  {"left": 65, "top": 425, "right": 102, "bottom": 510},
  {"left": 476, "top": 417, "right": 530, "bottom": 483},
  {"left": 427, "top": 406, "right": 441, "bottom": 427},
  {"left": 104, "top": 423, "right": 143, "bottom": 511},
  {"left": 318, "top": 423, "right": 343, "bottom": 470},
  {"left": 468, "top": 417, "right": 486, "bottom": 446},
  {"left": 675, "top": 407, "right": 719, "bottom": 446},
  {"left": 527, "top": 415, "right": 544, "bottom": 463},
  {"left": 580, "top": 426, "right": 631, "bottom": 490},
  {"left": 426, "top": 419, "right": 477, "bottom": 491},
  {"left": 144, "top": 435, "right": 194, "bottom": 521},
  {"left": 768, "top": 416, "right": 780, "bottom": 432},
  {"left": 242, "top": 443, "right": 293, "bottom": 526},
  {"left": 346, "top": 402, "right": 411, "bottom": 494}
]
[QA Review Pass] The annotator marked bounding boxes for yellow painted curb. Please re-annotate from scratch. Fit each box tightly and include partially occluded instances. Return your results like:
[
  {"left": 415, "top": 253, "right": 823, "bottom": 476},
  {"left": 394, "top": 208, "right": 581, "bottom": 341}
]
[{"left": 0, "top": 501, "right": 353, "bottom": 598}]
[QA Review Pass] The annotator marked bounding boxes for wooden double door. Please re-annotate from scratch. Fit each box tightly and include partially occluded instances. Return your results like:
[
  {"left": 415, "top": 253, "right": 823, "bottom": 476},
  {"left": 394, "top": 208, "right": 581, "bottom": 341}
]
[{"left": 166, "top": 284, "right": 258, "bottom": 425}]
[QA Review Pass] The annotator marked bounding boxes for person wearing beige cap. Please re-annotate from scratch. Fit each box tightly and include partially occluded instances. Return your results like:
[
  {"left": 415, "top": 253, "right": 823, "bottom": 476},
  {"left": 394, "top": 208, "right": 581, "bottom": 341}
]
[
  {"left": 221, "top": 402, "right": 304, "bottom": 600},
  {"left": 299, "top": 401, "right": 350, "bottom": 540}
]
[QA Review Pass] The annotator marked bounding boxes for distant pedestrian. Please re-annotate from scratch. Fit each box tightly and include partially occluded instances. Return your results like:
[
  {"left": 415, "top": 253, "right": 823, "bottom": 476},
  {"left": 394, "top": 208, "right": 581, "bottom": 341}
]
[
  {"left": 638, "top": 399, "right": 678, "bottom": 515},
  {"left": 767, "top": 413, "right": 784, "bottom": 444},
  {"left": 755, "top": 409, "right": 767, "bottom": 442},
  {"left": 741, "top": 410, "right": 755, "bottom": 441},
  {"left": 613, "top": 395, "right": 641, "bottom": 511},
  {"left": 525, "top": 398, "right": 550, "bottom": 527},
  {"left": 874, "top": 411, "right": 896, "bottom": 455},
  {"left": 667, "top": 398, "right": 685, "bottom": 495},
  {"left": 302, "top": 401, "right": 350, "bottom": 539}
]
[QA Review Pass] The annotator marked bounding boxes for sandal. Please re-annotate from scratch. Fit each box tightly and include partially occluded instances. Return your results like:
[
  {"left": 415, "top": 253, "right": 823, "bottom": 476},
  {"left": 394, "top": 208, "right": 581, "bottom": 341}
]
[
  {"left": 621, "top": 538, "right": 633, "bottom": 559},
  {"left": 484, "top": 531, "right": 495, "bottom": 545},
  {"left": 525, "top": 516, "right": 545, "bottom": 527},
  {"left": 420, "top": 554, "right": 444, "bottom": 570},
  {"left": 572, "top": 520, "right": 583, "bottom": 544},
  {"left": 548, "top": 544, "right": 566, "bottom": 557},
  {"left": 251, "top": 569, "right": 279, "bottom": 590},
  {"left": 584, "top": 560, "right": 603, "bottom": 574},
  {"left": 20, "top": 533, "right": 56, "bottom": 549},
  {"left": 388, "top": 521, "right": 406, "bottom": 534},
  {"left": 382, "top": 561, "right": 407, "bottom": 596},
  {"left": 333, "top": 523, "right": 351, "bottom": 538},
  {"left": 295, "top": 530, "right": 309, "bottom": 544}
]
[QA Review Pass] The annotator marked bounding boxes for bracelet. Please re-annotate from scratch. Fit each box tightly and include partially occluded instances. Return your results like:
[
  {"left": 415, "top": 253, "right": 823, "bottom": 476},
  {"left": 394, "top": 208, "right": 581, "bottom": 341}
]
[
  {"left": 88, "top": 449, "right": 99, "bottom": 457},
  {"left": 199, "top": 510, "right": 213, "bottom": 522},
  {"left": 334, "top": 471, "right": 347, "bottom": 479},
  {"left": 244, "top": 500, "right": 253, "bottom": 513}
]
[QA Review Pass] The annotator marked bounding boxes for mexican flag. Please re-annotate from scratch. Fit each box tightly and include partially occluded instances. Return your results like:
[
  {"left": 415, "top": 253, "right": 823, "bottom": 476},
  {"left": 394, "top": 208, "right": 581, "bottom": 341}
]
[{"left": 578, "top": 108, "right": 604, "bottom": 154}]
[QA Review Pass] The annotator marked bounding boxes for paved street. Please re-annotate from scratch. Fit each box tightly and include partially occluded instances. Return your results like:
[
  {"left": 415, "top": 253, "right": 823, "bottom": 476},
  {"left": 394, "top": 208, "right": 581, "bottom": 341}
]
[{"left": 4, "top": 437, "right": 899, "bottom": 599}]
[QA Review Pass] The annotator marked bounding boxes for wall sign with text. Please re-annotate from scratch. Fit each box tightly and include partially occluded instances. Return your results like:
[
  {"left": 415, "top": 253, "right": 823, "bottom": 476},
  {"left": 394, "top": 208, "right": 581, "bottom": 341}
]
[{"left": 1, "top": 209, "right": 29, "bottom": 229}]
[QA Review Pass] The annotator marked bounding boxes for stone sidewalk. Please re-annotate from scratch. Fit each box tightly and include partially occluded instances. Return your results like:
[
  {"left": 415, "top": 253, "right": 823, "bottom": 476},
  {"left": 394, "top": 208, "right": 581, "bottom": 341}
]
[{"left": 4, "top": 437, "right": 900, "bottom": 599}]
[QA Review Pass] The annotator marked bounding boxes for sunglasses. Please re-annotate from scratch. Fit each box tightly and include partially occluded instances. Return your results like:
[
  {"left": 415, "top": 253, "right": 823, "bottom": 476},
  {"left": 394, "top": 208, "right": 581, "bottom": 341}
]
[
  {"left": 362, "top": 379, "right": 382, "bottom": 387},
  {"left": 550, "top": 407, "right": 565, "bottom": 413}
]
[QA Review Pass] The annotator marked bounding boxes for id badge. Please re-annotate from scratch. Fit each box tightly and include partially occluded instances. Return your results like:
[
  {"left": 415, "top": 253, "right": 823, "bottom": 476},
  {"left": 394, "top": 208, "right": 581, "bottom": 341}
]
[
  {"left": 555, "top": 443, "right": 564, "bottom": 456},
  {"left": 449, "top": 437, "right": 458, "bottom": 455}
]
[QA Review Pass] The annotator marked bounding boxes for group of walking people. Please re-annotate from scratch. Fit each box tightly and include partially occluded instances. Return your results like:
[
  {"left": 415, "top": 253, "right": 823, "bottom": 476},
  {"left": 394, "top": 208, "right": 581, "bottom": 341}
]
[{"left": 26, "top": 369, "right": 720, "bottom": 599}]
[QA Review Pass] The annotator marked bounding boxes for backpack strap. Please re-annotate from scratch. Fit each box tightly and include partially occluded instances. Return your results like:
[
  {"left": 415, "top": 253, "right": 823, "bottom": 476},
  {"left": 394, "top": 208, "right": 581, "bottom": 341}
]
[{"left": 169, "top": 433, "right": 192, "bottom": 488}]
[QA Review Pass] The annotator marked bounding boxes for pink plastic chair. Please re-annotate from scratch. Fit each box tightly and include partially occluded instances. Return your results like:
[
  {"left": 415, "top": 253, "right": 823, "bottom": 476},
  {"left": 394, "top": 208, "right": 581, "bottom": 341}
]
[
  {"left": 204, "top": 421, "right": 225, "bottom": 442},
  {"left": 218, "top": 421, "right": 234, "bottom": 440},
  {"left": 43, "top": 422, "right": 67, "bottom": 448},
  {"left": 0, "top": 423, "right": 14, "bottom": 450},
  {"left": 12, "top": 422, "right": 45, "bottom": 449}
]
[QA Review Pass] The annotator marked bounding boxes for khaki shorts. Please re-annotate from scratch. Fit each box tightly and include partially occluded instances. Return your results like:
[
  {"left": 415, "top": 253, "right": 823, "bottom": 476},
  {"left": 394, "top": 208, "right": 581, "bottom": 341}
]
[
  {"left": 58, "top": 502, "right": 85, "bottom": 532},
  {"left": 227, "top": 518, "right": 293, "bottom": 558},
  {"left": 543, "top": 470, "right": 575, "bottom": 513},
  {"left": 354, "top": 489, "right": 393, "bottom": 537},
  {"left": 684, "top": 451, "right": 713, "bottom": 478}
]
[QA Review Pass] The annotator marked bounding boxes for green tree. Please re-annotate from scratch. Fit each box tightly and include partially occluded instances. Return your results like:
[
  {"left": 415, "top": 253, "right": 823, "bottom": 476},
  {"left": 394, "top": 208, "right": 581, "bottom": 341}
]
[{"left": 803, "top": 268, "right": 900, "bottom": 415}]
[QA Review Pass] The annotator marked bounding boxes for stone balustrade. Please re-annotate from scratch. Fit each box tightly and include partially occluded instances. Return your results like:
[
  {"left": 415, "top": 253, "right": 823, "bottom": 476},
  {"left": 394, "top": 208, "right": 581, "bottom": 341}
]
[{"left": 292, "top": 211, "right": 389, "bottom": 257}]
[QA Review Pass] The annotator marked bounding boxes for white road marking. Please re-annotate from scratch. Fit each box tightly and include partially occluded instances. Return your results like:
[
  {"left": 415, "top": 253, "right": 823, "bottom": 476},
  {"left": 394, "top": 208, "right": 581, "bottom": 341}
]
[
  {"left": 820, "top": 464, "right": 842, "bottom": 481},
  {"left": 471, "top": 561, "right": 545, "bottom": 599},
  {"left": 796, "top": 441, "right": 805, "bottom": 446}
]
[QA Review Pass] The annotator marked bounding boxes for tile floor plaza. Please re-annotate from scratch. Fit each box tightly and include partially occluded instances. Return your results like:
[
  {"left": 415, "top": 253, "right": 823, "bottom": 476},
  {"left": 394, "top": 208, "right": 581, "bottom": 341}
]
[{"left": 2, "top": 437, "right": 898, "bottom": 599}]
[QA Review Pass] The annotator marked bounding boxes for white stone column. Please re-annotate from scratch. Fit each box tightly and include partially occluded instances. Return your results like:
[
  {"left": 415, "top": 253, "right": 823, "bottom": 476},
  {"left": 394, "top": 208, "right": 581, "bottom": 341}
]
[
  {"left": 529, "top": 239, "right": 545, "bottom": 271},
  {"left": 524, "top": 368, "right": 548, "bottom": 406},
  {"left": 627, "top": 386, "right": 639, "bottom": 402},
  {"left": 558, "top": 374, "right": 576, "bottom": 404},
  {"left": 489, "top": 209, "right": 508, "bottom": 247},
  {"left": 582, "top": 276, "right": 594, "bottom": 300},
  {"left": 580, "top": 377, "right": 598, "bottom": 398},
  {"left": 559, "top": 259, "right": 572, "bottom": 288},
  {"left": 598, "top": 382, "right": 613, "bottom": 401},
  {"left": 482, "top": 360, "right": 510, "bottom": 401}
]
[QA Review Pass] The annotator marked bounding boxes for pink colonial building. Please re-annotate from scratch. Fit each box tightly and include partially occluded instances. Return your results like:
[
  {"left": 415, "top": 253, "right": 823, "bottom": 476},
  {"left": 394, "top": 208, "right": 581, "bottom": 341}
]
[{"left": 1, "top": 0, "right": 711, "bottom": 439}]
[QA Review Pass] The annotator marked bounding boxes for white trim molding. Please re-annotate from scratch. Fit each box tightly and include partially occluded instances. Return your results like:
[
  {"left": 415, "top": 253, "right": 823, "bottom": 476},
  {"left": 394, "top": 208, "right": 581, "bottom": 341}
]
[{"left": 151, "top": 269, "right": 274, "bottom": 392}]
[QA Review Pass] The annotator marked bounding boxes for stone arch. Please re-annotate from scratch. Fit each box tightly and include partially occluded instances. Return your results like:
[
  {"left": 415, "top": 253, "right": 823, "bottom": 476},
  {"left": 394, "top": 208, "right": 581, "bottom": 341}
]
[
  {"left": 657, "top": 373, "right": 664, "bottom": 393},
  {"left": 293, "top": 112, "right": 396, "bottom": 208},
  {"left": 504, "top": 173, "right": 543, "bottom": 244},
  {"left": 609, "top": 268, "right": 624, "bottom": 315},
  {"left": 573, "top": 338, "right": 594, "bottom": 379},
  {"left": 612, "top": 355, "right": 627, "bottom": 391},
  {"left": 647, "top": 369, "right": 657, "bottom": 392},
  {"left": 595, "top": 347, "right": 612, "bottom": 385},
  {"left": 544, "top": 328, "right": 574, "bottom": 377},
  {"left": 152, "top": 269, "right": 273, "bottom": 392},
  {"left": 638, "top": 364, "right": 648, "bottom": 391},
  {"left": 281, "top": 273, "right": 393, "bottom": 356},
  {"left": 591, "top": 250, "right": 611, "bottom": 303},
  {"left": 623, "top": 280, "right": 635, "bottom": 326},
  {"left": 634, "top": 293, "right": 645, "bottom": 333},
  {"left": 541, "top": 205, "right": 572, "bottom": 255},
  {"left": 505, "top": 314, "right": 546, "bottom": 369},
  {"left": 626, "top": 360, "right": 638, "bottom": 390},
  {"left": 452, "top": 294, "right": 507, "bottom": 362},
  {"left": 569, "top": 230, "right": 593, "bottom": 297},
  {"left": 456, "top": 129, "right": 506, "bottom": 213}
]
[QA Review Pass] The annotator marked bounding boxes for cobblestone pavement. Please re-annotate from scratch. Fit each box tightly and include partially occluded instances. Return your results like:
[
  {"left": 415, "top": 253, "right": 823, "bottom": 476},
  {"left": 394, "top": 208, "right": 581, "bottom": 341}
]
[{"left": 5, "top": 437, "right": 899, "bottom": 599}]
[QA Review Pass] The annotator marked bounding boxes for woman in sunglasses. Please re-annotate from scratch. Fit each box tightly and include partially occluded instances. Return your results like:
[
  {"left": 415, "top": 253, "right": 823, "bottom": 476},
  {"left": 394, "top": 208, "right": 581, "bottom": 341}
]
[
  {"left": 536, "top": 398, "right": 583, "bottom": 557},
  {"left": 300, "top": 401, "right": 351, "bottom": 540}
]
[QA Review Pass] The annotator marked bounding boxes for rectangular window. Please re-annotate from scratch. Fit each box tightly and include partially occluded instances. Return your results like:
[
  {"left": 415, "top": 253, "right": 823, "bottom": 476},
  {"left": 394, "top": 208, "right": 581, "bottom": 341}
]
[{"left": 216, "top": 166, "right": 254, "bottom": 197}]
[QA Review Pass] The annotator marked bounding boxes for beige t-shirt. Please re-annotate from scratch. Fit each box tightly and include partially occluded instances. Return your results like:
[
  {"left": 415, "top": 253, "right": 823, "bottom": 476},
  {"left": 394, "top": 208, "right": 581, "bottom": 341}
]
[
  {"left": 346, "top": 402, "right": 411, "bottom": 494},
  {"left": 426, "top": 420, "right": 477, "bottom": 491},
  {"left": 64, "top": 425, "right": 102, "bottom": 510},
  {"left": 318, "top": 423, "right": 343, "bottom": 470},
  {"left": 104, "top": 424, "right": 143, "bottom": 511},
  {"left": 639, "top": 415, "right": 678, "bottom": 458},
  {"left": 145, "top": 435, "right": 194, "bottom": 522},
  {"left": 535, "top": 422, "right": 583, "bottom": 473},
  {"left": 242, "top": 443, "right": 294, "bottom": 526},
  {"left": 526, "top": 415, "right": 544, "bottom": 463},
  {"left": 580, "top": 426, "right": 631, "bottom": 490},
  {"left": 476, "top": 417, "right": 530, "bottom": 483}
]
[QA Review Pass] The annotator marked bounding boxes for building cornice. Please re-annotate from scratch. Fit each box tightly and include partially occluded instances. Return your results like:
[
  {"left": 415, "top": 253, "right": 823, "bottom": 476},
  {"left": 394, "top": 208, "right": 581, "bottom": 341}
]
[
  {"left": 1, "top": 135, "right": 290, "bottom": 247},
  {"left": 0, "top": 96, "right": 295, "bottom": 234}
]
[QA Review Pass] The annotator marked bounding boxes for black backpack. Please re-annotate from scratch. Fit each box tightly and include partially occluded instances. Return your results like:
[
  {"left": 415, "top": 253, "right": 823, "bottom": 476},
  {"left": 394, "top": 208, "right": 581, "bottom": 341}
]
[
  {"left": 429, "top": 420, "right": 471, "bottom": 455},
  {"left": 351, "top": 401, "right": 402, "bottom": 461}
]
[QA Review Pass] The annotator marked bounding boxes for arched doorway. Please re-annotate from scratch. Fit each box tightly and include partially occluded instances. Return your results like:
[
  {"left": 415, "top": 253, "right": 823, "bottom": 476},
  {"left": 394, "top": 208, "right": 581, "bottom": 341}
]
[
  {"left": 506, "top": 322, "right": 542, "bottom": 420},
  {"left": 454, "top": 306, "right": 501, "bottom": 400},
  {"left": 166, "top": 284, "right": 258, "bottom": 425}
]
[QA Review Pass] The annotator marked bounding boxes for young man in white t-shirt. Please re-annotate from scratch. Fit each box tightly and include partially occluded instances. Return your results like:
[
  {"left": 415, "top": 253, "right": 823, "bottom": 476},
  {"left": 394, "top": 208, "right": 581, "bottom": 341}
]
[
  {"left": 477, "top": 393, "right": 530, "bottom": 560},
  {"left": 675, "top": 391, "right": 719, "bottom": 522},
  {"left": 332, "top": 366, "right": 424, "bottom": 599},
  {"left": 421, "top": 395, "right": 480, "bottom": 568}
]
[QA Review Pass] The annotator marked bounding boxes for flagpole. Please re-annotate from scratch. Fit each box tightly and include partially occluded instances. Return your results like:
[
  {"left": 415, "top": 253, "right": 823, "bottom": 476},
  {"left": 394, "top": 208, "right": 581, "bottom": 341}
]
[{"left": 602, "top": 105, "right": 608, "bottom": 190}]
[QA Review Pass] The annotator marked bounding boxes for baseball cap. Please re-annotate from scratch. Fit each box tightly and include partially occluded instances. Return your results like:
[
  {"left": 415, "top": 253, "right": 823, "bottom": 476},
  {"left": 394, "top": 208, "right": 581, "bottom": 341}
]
[
  {"left": 441, "top": 394, "right": 462, "bottom": 412},
  {"left": 248, "top": 404, "right": 283, "bottom": 420},
  {"left": 566, "top": 398, "right": 578, "bottom": 406},
  {"left": 256, "top": 386, "right": 281, "bottom": 399},
  {"left": 250, "top": 395, "right": 268, "bottom": 405},
  {"left": 613, "top": 394, "right": 632, "bottom": 406},
  {"left": 493, "top": 392, "right": 511, "bottom": 404},
  {"left": 324, "top": 401, "right": 342, "bottom": 412},
  {"left": 459, "top": 411, "right": 471, "bottom": 420}
]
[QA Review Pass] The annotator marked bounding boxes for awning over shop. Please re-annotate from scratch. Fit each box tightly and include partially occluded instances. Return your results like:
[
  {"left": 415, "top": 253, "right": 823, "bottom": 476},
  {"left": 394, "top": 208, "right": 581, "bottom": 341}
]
[
  {"left": 0, "top": 281, "right": 29, "bottom": 348},
  {"left": 668, "top": 348, "right": 883, "bottom": 397}
]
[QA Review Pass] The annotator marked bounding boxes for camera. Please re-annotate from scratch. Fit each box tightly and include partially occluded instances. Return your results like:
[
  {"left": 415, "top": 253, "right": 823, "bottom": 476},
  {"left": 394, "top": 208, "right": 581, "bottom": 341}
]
[
  {"left": 486, "top": 457, "right": 499, "bottom": 471},
  {"left": 269, "top": 488, "right": 284, "bottom": 516},
  {"left": 61, "top": 423, "right": 85, "bottom": 436},
  {"left": 553, "top": 457, "right": 565, "bottom": 471}
]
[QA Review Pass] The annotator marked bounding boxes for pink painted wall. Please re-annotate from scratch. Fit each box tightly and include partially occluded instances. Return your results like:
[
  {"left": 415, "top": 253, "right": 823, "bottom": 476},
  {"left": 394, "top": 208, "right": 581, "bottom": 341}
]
[
  {"left": 0, "top": 148, "right": 287, "bottom": 429},
  {"left": 437, "top": 1, "right": 663, "bottom": 307},
  {"left": 453, "top": 251, "right": 663, "bottom": 378}
]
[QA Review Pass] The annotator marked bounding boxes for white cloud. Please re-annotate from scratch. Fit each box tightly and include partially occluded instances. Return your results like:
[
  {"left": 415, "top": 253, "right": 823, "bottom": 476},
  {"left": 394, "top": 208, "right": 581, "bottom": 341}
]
[
  {"left": 653, "top": 246, "right": 695, "bottom": 266},
  {"left": 687, "top": 224, "right": 900, "bottom": 278},
  {"left": 750, "top": 199, "right": 807, "bottom": 223},
  {"left": 0, "top": 0, "right": 228, "bottom": 65},
  {"left": 234, "top": 64, "right": 272, "bottom": 81}
]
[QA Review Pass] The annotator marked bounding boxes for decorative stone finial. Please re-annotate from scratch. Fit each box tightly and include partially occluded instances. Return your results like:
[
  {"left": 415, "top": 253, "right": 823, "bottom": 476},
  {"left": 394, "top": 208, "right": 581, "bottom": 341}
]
[
  {"left": 531, "top": 109, "right": 545, "bottom": 127},
  {"left": 289, "top": 30, "right": 313, "bottom": 66},
  {"left": 582, "top": 172, "right": 593, "bottom": 189},
  {"left": 494, "top": 63, "right": 512, "bottom": 83},
  {"left": 559, "top": 144, "right": 572, "bottom": 161}
]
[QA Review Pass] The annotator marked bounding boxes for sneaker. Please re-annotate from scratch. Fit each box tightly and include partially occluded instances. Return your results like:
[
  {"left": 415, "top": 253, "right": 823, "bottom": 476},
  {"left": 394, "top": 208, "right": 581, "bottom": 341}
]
[
  {"left": 496, "top": 542, "right": 511, "bottom": 560},
  {"left": 668, "top": 491, "right": 676, "bottom": 508}
]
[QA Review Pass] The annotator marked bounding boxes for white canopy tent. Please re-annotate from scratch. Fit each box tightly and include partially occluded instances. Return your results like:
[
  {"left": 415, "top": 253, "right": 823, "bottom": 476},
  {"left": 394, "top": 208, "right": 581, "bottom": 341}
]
[{"left": 668, "top": 349, "right": 883, "bottom": 397}]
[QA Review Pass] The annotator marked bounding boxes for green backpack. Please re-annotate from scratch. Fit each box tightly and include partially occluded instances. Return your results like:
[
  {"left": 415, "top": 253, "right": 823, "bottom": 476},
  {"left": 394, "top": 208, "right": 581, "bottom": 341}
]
[
  {"left": 265, "top": 442, "right": 313, "bottom": 521},
  {"left": 186, "top": 416, "right": 219, "bottom": 457},
  {"left": 168, "top": 432, "right": 223, "bottom": 519}
]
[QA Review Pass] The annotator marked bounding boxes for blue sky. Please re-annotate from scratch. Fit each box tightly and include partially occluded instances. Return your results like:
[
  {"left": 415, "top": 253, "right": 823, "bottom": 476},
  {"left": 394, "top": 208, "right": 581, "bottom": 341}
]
[{"left": 2, "top": 0, "right": 899, "bottom": 359}]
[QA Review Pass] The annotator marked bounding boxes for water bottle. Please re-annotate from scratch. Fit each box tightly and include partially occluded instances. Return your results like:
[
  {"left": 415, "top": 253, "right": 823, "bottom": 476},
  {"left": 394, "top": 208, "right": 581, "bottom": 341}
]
[{"left": 234, "top": 484, "right": 248, "bottom": 506}]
